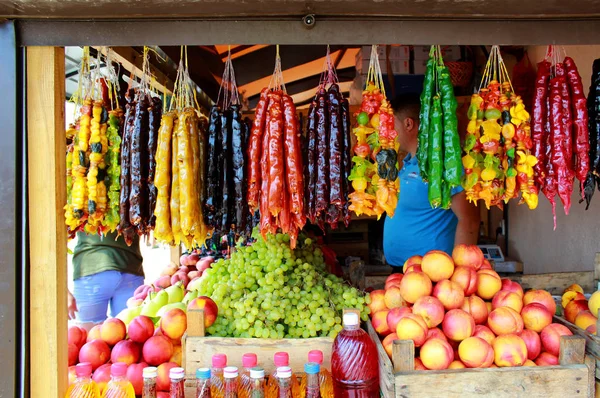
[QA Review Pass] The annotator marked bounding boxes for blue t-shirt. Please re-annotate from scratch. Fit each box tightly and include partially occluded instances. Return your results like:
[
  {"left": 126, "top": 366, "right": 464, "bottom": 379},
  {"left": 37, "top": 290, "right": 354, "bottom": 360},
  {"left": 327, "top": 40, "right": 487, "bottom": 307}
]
[{"left": 383, "top": 153, "right": 463, "bottom": 267}]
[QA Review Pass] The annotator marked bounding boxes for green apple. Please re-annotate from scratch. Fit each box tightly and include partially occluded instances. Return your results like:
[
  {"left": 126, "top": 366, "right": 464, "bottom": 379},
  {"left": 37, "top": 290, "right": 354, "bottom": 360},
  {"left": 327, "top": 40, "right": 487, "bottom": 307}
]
[
  {"left": 165, "top": 281, "right": 184, "bottom": 304},
  {"left": 157, "top": 302, "right": 187, "bottom": 317}
]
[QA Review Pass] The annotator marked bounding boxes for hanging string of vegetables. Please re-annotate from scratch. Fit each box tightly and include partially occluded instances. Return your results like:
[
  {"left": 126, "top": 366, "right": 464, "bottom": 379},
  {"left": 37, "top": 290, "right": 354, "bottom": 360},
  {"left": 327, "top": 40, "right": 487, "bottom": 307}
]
[
  {"left": 462, "top": 46, "right": 538, "bottom": 211},
  {"left": 348, "top": 45, "right": 399, "bottom": 218},
  {"left": 417, "top": 46, "right": 463, "bottom": 209},
  {"left": 247, "top": 45, "right": 306, "bottom": 248},
  {"left": 582, "top": 58, "right": 600, "bottom": 208},
  {"left": 304, "top": 47, "right": 353, "bottom": 230}
]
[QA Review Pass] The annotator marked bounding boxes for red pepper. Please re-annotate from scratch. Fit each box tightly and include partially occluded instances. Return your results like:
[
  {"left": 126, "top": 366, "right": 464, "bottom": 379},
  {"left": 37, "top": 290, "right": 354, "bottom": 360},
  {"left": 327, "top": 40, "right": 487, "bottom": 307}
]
[{"left": 532, "top": 61, "right": 551, "bottom": 190}]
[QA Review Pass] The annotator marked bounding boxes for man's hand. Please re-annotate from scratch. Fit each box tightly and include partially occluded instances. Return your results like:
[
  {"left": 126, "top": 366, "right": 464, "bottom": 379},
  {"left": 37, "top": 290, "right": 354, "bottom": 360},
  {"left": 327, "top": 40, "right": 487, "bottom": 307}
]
[
  {"left": 67, "top": 291, "right": 78, "bottom": 320},
  {"left": 451, "top": 191, "right": 481, "bottom": 246}
]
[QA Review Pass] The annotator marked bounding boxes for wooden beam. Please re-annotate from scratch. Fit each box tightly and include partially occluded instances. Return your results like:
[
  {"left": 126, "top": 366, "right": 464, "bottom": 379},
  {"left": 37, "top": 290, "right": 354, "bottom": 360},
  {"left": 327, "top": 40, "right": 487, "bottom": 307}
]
[{"left": 27, "top": 46, "right": 68, "bottom": 398}]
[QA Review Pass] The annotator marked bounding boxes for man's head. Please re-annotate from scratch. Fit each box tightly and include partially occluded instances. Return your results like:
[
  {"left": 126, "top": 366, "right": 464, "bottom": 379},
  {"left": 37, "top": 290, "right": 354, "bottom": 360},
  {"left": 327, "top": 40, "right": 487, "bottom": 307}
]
[{"left": 391, "top": 93, "right": 421, "bottom": 154}]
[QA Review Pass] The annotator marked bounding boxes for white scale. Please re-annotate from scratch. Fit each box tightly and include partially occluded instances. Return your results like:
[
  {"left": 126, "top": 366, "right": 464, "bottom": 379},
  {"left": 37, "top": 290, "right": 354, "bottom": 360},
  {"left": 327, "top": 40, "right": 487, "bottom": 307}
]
[{"left": 478, "top": 244, "right": 523, "bottom": 274}]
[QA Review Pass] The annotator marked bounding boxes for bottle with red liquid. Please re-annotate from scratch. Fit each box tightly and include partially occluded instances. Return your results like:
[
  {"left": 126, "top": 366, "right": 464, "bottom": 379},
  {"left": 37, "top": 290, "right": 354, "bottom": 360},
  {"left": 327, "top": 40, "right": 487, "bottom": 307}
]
[
  {"left": 239, "top": 353, "right": 258, "bottom": 398},
  {"left": 196, "top": 368, "right": 212, "bottom": 398},
  {"left": 304, "top": 363, "right": 321, "bottom": 398},
  {"left": 223, "top": 366, "right": 239, "bottom": 398},
  {"left": 331, "top": 312, "right": 379, "bottom": 397},
  {"left": 169, "top": 367, "right": 185, "bottom": 398}
]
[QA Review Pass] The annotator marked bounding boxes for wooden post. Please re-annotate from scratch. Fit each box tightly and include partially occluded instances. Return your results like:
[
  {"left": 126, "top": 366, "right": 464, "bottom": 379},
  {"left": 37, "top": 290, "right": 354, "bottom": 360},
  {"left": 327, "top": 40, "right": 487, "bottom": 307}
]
[
  {"left": 559, "top": 335, "right": 586, "bottom": 365},
  {"left": 187, "top": 309, "right": 206, "bottom": 337},
  {"left": 393, "top": 340, "right": 415, "bottom": 372},
  {"left": 27, "top": 47, "right": 67, "bottom": 398},
  {"left": 170, "top": 245, "right": 182, "bottom": 265}
]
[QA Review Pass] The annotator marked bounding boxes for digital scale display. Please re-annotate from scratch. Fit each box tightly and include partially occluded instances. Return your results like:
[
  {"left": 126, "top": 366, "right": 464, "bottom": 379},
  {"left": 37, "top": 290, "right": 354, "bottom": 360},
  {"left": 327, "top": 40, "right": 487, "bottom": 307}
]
[{"left": 478, "top": 245, "right": 505, "bottom": 262}]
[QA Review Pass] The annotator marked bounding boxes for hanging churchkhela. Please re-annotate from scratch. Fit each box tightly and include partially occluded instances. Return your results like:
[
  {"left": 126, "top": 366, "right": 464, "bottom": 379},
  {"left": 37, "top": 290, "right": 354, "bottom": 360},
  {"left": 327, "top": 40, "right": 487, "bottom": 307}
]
[
  {"left": 304, "top": 47, "right": 353, "bottom": 230},
  {"left": 582, "top": 58, "right": 600, "bottom": 208}
]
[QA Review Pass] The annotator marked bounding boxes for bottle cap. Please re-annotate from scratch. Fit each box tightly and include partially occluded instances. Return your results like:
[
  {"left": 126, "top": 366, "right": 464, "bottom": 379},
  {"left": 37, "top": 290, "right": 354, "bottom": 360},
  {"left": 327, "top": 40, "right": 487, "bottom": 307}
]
[
  {"left": 196, "top": 368, "right": 211, "bottom": 379},
  {"left": 250, "top": 367, "right": 265, "bottom": 379},
  {"left": 111, "top": 363, "right": 128, "bottom": 377},
  {"left": 276, "top": 366, "right": 292, "bottom": 378},
  {"left": 75, "top": 362, "right": 93, "bottom": 377},
  {"left": 170, "top": 367, "right": 185, "bottom": 380},
  {"left": 242, "top": 353, "right": 258, "bottom": 368},
  {"left": 212, "top": 353, "right": 228, "bottom": 368},
  {"left": 143, "top": 367, "right": 158, "bottom": 378},
  {"left": 274, "top": 352, "right": 289, "bottom": 367},
  {"left": 223, "top": 366, "right": 239, "bottom": 378},
  {"left": 308, "top": 350, "right": 324, "bottom": 365},
  {"left": 304, "top": 362, "right": 320, "bottom": 375},
  {"left": 343, "top": 312, "right": 359, "bottom": 326}
]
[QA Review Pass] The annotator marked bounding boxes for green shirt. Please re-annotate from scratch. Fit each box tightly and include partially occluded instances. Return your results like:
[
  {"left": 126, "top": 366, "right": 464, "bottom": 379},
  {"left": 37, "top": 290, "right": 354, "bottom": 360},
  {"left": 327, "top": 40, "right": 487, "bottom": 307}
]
[{"left": 72, "top": 231, "right": 144, "bottom": 280}]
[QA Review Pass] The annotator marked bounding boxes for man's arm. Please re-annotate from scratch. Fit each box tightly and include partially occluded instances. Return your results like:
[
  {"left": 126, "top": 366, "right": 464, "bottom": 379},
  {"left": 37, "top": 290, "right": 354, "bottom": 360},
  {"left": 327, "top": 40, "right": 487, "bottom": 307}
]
[{"left": 451, "top": 191, "right": 480, "bottom": 246}]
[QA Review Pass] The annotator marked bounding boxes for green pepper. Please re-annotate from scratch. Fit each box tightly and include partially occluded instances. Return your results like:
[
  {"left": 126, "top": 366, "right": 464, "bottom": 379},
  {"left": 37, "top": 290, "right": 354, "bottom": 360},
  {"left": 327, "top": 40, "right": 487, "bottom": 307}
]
[
  {"left": 428, "top": 96, "right": 443, "bottom": 208},
  {"left": 417, "top": 55, "right": 435, "bottom": 181},
  {"left": 438, "top": 65, "right": 462, "bottom": 187},
  {"left": 441, "top": 181, "right": 451, "bottom": 210}
]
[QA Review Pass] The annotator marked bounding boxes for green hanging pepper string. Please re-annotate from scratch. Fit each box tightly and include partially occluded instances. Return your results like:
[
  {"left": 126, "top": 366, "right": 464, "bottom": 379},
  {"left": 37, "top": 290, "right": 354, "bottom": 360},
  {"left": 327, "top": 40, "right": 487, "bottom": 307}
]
[
  {"left": 428, "top": 96, "right": 444, "bottom": 208},
  {"left": 438, "top": 64, "right": 462, "bottom": 188},
  {"left": 417, "top": 55, "right": 435, "bottom": 181}
]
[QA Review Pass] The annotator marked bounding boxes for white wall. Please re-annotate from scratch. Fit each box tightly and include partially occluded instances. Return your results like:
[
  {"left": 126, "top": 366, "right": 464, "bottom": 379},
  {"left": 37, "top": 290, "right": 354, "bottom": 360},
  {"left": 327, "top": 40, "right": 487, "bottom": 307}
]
[{"left": 508, "top": 46, "right": 600, "bottom": 274}]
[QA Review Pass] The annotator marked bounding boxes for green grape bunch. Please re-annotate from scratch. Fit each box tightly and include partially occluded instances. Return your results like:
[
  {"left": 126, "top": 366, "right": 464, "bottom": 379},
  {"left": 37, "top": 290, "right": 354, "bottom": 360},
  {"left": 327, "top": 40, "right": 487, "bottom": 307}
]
[{"left": 191, "top": 230, "right": 369, "bottom": 338}]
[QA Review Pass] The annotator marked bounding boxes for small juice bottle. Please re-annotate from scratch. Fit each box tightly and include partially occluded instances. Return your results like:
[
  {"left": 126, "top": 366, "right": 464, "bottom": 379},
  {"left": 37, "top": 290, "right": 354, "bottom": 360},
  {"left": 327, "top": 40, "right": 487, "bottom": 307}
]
[
  {"left": 307, "top": 350, "right": 332, "bottom": 398},
  {"left": 249, "top": 368, "right": 265, "bottom": 398},
  {"left": 304, "top": 363, "right": 321, "bottom": 398},
  {"left": 211, "top": 353, "right": 228, "bottom": 398},
  {"left": 169, "top": 367, "right": 185, "bottom": 398},
  {"left": 275, "top": 367, "right": 292, "bottom": 398},
  {"left": 142, "top": 367, "right": 158, "bottom": 398},
  {"left": 223, "top": 366, "right": 239, "bottom": 398},
  {"left": 239, "top": 353, "right": 258, "bottom": 398},
  {"left": 65, "top": 362, "right": 100, "bottom": 398},
  {"left": 101, "top": 363, "right": 135, "bottom": 398},
  {"left": 196, "top": 368, "right": 212, "bottom": 398}
]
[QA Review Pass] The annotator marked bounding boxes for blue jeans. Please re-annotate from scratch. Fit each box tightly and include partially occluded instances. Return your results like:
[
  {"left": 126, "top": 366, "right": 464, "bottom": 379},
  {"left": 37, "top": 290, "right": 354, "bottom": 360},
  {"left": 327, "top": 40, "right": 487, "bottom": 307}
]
[{"left": 73, "top": 270, "right": 144, "bottom": 323}]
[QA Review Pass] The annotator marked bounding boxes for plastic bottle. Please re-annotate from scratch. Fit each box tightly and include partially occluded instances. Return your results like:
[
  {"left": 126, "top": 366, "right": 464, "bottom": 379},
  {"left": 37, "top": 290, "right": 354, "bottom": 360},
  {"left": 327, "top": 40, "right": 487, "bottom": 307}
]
[
  {"left": 196, "top": 368, "right": 212, "bottom": 398},
  {"left": 304, "top": 363, "right": 321, "bottom": 398},
  {"left": 211, "top": 353, "right": 228, "bottom": 398},
  {"left": 275, "top": 366, "right": 292, "bottom": 398},
  {"left": 331, "top": 312, "right": 379, "bottom": 397},
  {"left": 307, "top": 350, "right": 333, "bottom": 397},
  {"left": 101, "top": 363, "right": 135, "bottom": 398},
  {"left": 239, "top": 353, "right": 258, "bottom": 398},
  {"left": 223, "top": 366, "right": 239, "bottom": 398},
  {"left": 65, "top": 362, "right": 100, "bottom": 398},
  {"left": 249, "top": 368, "right": 265, "bottom": 398},
  {"left": 169, "top": 367, "right": 185, "bottom": 398},
  {"left": 142, "top": 367, "right": 158, "bottom": 398}
]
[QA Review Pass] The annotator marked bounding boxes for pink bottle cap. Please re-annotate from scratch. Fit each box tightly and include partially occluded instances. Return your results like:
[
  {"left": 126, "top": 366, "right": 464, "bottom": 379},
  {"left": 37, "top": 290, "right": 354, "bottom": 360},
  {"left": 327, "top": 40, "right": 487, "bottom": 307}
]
[
  {"left": 212, "top": 353, "right": 228, "bottom": 368},
  {"left": 111, "top": 363, "right": 128, "bottom": 377},
  {"left": 242, "top": 353, "right": 258, "bottom": 368},
  {"left": 308, "top": 350, "right": 323, "bottom": 365},
  {"left": 75, "top": 362, "right": 93, "bottom": 377},
  {"left": 169, "top": 367, "right": 185, "bottom": 380},
  {"left": 274, "top": 352, "right": 289, "bottom": 367}
]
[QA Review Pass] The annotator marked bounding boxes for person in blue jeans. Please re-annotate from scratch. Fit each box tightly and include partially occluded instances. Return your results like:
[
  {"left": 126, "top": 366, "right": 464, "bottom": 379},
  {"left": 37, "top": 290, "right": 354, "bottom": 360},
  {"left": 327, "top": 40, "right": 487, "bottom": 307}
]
[
  {"left": 68, "top": 230, "right": 144, "bottom": 326},
  {"left": 383, "top": 93, "right": 480, "bottom": 273}
]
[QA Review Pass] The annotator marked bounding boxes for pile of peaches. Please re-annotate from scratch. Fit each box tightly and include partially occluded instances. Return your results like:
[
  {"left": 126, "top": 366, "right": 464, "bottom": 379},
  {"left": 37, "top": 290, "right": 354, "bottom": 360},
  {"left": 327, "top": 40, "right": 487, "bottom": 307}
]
[
  {"left": 561, "top": 284, "right": 600, "bottom": 334},
  {"left": 369, "top": 244, "right": 572, "bottom": 370}
]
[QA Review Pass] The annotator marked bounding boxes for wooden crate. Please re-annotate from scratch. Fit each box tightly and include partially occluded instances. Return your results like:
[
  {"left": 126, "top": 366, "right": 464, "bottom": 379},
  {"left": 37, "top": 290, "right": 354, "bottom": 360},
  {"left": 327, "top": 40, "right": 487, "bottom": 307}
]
[
  {"left": 554, "top": 315, "right": 600, "bottom": 380},
  {"left": 367, "top": 321, "right": 594, "bottom": 398}
]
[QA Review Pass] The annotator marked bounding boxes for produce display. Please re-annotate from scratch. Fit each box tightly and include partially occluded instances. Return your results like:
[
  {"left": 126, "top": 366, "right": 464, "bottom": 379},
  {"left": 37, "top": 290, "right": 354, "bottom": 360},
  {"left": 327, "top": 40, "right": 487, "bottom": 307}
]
[
  {"left": 369, "top": 244, "right": 570, "bottom": 369},
  {"left": 417, "top": 46, "right": 462, "bottom": 209},
  {"left": 462, "top": 46, "right": 539, "bottom": 210},
  {"left": 582, "top": 58, "right": 600, "bottom": 208},
  {"left": 349, "top": 45, "right": 400, "bottom": 217},
  {"left": 560, "top": 284, "right": 599, "bottom": 333}
]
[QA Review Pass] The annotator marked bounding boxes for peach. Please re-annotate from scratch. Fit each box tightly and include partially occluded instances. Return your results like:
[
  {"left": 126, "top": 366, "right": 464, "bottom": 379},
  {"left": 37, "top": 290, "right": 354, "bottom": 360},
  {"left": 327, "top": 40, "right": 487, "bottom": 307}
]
[
  {"left": 523, "top": 360, "right": 537, "bottom": 366},
  {"left": 523, "top": 289, "right": 556, "bottom": 316},
  {"left": 156, "top": 362, "right": 179, "bottom": 391},
  {"left": 405, "top": 265, "right": 423, "bottom": 274},
  {"left": 68, "top": 326, "right": 87, "bottom": 349},
  {"left": 450, "top": 266, "right": 478, "bottom": 296},
  {"left": 535, "top": 352, "right": 559, "bottom": 366},
  {"left": 588, "top": 291, "right": 600, "bottom": 318},
  {"left": 488, "top": 307, "right": 524, "bottom": 336},
  {"left": 386, "top": 307, "right": 412, "bottom": 331},
  {"left": 142, "top": 335, "right": 174, "bottom": 366},
  {"left": 110, "top": 339, "right": 141, "bottom": 365},
  {"left": 587, "top": 324, "right": 597, "bottom": 335},
  {"left": 396, "top": 313, "right": 428, "bottom": 347},
  {"left": 500, "top": 278, "right": 524, "bottom": 298},
  {"left": 420, "top": 338, "right": 454, "bottom": 370},
  {"left": 382, "top": 333, "right": 398, "bottom": 358},
  {"left": 368, "top": 290, "right": 387, "bottom": 314},
  {"left": 414, "top": 357, "right": 427, "bottom": 370},
  {"left": 413, "top": 296, "right": 445, "bottom": 328},
  {"left": 540, "top": 323, "right": 573, "bottom": 356},
  {"left": 433, "top": 279, "right": 465, "bottom": 310},
  {"left": 100, "top": 318, "right": 126, "bottom": 346},
  {"left": 161, "top": 262, "right": 179, "bottom": 276},
  {"left": 421, "top": 250, "right": 455, "bottom": 282},
  {"left": 160, "top": 308, "right": 187, "bottom": 340},
  {"left": 485, "top": 302, "right": 493, "bottom": 314},
  {"left": 398, "top": 272, "right": 432, "bottom": 304},
  {"left": 473, "top": 325, "right": 496, "bottom": 345},
  {"left": 452, "top": 244, "right": 484, "bottom": 269},
  {"left": 170, "top": 344, "right": 182, "bottom": 366},
  {"left": 154, "top": 275, "right": 172, "bottom": 289},
  {"left": 458, "top": 336, "right": 494, "bottom": 368},
  {"left": 386, "top": 273, "right": 404, "bottom": 286},
  {"left": 79, "top": 339, "right": 110, "bottom": 370},
  {"left": 564, "top": 284, "right": 585, "bottom": 294},
  {"left": 492, "top": 291, "right": 523, "bottom": 313},
  {"left": 492, "top": 334, "right": 527, "bottom": 367},
  {"left": 171, "top": 271, "right": 190, "bottom": 288},
  {"left": 426, "top": 327, "right": 448, "bottom": 342},
  {"left": 448, "top": 360, "right": 466, "bottom": 369},
  {"left": 519, "top": 329, "right": 541, "bottom": 360},
  {"left": 128, "top": 315, "right": 155, "bottom": 344},
  {"left": 564, "top": 300, "right": 589, "bottom": 323},
  {"left": 87, "top": 325, "right": 102, "bottom": 342},
  {"left": 92, "top": 363, "right": 112, "bottom": 394},
  {"left": 127, "top": 362, "right": 148, "bottom": 396},
  {"left": 68, "top": 343, "right": 79, "bottom": 366},
  {"left": 442, "top": 309, "right": 475, "bottom": 342},
  {"left": 384, "top": 286, "right": 408, "bottom": 309},
  {"left": 372, "top": 310, "right": 392, "bottom": 336},
  {"left": 562, "top": 291, "right": 587, "bottom": 309},
  {"left": 480, "top": 259, "right": 493, "bottom": 270},
  {"left": 476, "top": 269, "right": 502, "bottom": 300},
  {"left": 521, "top": 303, "right": 553, "bottom": 333},
  {"left": 385, "top": 279, "right": 402, "bottom": 290},
  {"left": 187, "top": 296, "right": 219, "bottom": 328},
  {"left": 461, "top": 296, "right": 488, "bottom": 325},
  {"left": 402, "top": 255, "right": 423, "bottom": 273}
]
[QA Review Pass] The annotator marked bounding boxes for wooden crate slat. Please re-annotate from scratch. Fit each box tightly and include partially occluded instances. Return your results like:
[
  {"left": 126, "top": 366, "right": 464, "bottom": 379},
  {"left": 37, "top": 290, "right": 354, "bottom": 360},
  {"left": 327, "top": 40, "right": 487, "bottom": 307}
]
[
  {"left": 366, "top": 319, "right": 395, "bottom": 398},
  {"left": 554, "top": 315, "right": 600, "bottom": 360}
]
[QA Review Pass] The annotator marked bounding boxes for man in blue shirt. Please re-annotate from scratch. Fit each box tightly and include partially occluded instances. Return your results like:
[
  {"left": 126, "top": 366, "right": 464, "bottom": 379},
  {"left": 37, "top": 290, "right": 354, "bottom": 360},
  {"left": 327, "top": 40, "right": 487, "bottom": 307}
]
[{"left": 383, "top": 93, "right": 480, "bottom": 273}]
